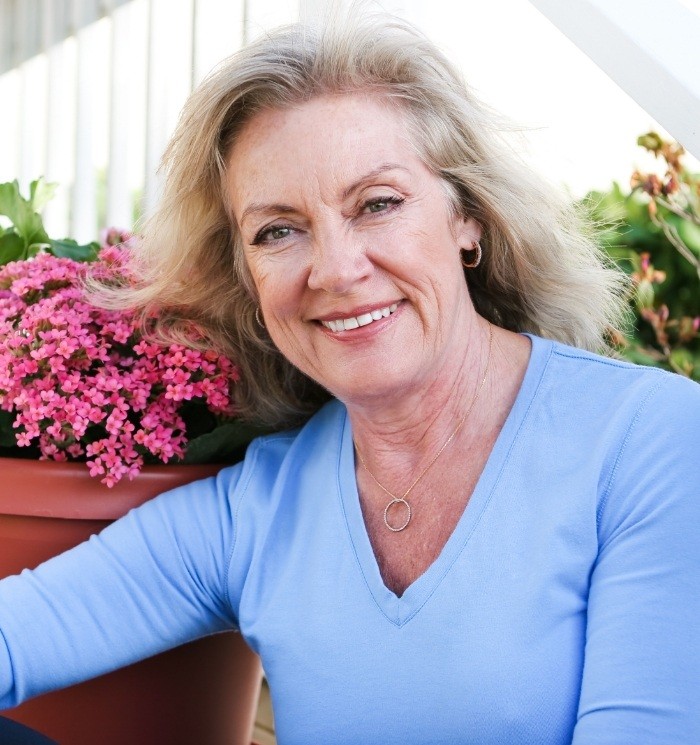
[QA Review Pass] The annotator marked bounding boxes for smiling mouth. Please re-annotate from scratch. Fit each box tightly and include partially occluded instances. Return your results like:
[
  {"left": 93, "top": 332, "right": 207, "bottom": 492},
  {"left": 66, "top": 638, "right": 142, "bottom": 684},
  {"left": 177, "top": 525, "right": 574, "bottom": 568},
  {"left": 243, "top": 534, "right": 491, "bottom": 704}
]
[{"left": 320, "top": 302, "right": 399, "bottom": 332}]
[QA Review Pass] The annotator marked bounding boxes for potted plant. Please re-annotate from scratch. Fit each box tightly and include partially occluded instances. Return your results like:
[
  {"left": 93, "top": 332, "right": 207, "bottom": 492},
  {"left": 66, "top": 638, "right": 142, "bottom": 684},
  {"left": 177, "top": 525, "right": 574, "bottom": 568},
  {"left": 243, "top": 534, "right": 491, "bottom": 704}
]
[{"left": 0, "top": 180, "right": 264, "bottom": 745}]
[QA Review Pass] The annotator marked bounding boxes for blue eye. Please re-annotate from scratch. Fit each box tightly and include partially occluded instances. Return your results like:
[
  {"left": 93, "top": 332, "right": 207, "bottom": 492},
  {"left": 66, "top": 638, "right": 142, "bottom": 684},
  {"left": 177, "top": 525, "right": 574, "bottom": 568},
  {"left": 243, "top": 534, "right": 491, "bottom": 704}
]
[
  {"left": 368, "top": 200, "right": 389, "bottom": 213},
  {"left": 269, "top": 226, "right": 291, "bottom": 240},
  {"left": 252, "top": 225, "right": 293, "bottom": 245},
  {"left": 364, "top": 196, "right": 404, "bottom": 214}
]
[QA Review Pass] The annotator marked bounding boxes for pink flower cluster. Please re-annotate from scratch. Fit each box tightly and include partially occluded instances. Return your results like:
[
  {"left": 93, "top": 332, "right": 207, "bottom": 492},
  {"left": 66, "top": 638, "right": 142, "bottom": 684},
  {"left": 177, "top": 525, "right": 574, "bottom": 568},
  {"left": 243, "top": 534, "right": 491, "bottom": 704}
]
[{"left": 0, "top": 238, "right": 239, "bottom": 486}]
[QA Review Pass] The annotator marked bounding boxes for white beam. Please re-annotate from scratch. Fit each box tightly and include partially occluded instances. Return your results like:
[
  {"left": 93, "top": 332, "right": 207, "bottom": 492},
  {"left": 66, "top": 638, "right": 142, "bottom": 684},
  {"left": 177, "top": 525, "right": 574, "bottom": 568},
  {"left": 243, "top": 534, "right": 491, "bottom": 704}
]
[
  {"left": 192, "top": 0, "right": 245, "bottom": 86},
  {"left": 528, "top": 0, "right": 700, "bottom": 158},
  {"left": 43, "top": 0, "right": 73, "bottom": 238},
  {"left": 72, "top": 0, "right": 96, "bottom": 241},
  {"left": 144, "top": 0, "right": 195, "bottom": 217},
  {"left": 107, "top": 1, "right": 136, "bottom": 229}
]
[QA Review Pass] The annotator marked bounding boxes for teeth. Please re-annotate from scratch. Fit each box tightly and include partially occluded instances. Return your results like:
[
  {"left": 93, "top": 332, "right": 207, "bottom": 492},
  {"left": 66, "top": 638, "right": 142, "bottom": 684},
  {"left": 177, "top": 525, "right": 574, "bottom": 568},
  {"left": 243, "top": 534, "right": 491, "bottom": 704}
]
[{"left": 321, "top": 303, "right": 399, "bottom": 332}]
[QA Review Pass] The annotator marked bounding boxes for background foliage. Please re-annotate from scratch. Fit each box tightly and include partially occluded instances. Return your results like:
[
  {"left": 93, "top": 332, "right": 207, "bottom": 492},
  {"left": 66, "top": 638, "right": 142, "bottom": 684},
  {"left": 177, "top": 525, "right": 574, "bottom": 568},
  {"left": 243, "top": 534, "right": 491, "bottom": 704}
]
[{"left": 583, "top": 133, "right": 700, "bottom": 380}]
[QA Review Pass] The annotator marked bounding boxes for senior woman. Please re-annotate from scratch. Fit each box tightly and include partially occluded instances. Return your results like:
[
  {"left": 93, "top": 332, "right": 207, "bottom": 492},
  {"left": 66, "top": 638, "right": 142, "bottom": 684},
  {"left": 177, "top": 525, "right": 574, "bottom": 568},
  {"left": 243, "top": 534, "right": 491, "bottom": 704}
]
[{"left": 1, "top": 14, "right": 699, "bottom": 745}]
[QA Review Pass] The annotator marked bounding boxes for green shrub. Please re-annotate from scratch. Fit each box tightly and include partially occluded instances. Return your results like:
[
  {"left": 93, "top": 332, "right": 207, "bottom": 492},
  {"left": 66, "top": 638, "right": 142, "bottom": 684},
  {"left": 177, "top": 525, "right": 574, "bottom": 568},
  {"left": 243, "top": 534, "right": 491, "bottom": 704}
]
[{"left": 582, "top": 133, "right": 700, "bottom": 379}]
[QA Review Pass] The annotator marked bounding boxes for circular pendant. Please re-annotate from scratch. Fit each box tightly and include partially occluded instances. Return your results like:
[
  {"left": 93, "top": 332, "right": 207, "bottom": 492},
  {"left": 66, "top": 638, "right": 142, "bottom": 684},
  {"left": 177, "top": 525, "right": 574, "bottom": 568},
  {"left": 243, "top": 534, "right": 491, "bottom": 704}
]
[{"left": 383, "top": 497, "right": 411, "bottom": 532}]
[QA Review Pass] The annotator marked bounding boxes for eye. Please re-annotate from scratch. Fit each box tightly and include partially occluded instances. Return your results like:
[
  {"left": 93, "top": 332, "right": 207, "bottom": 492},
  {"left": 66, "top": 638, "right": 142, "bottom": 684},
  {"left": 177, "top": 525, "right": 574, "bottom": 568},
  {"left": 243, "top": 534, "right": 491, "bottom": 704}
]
[
  {"left": 363, "top": 196, "right": 404, "bottom": 214},
  {"left": 252, "top": 224, "right": 294, "bottom": 245}
]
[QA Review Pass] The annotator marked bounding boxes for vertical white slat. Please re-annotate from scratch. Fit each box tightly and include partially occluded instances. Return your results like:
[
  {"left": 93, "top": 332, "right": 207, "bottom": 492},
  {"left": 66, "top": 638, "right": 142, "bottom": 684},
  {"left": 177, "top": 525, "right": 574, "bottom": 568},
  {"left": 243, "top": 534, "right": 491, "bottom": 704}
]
[
  {"left": 106, "top": 0, "right": 148, "bottom": 229},
  {"left": 0, "top": 0, "right": 13, "bottom": 72},
  {"left": 245, "top": 0, "right": 300, "bottom": 42},
  {"left": 18, "top": 0, "right": 50, "bottom": 192},
  {"left": 0, "top": 0, "right": 21, "bottom": 182},
  {"left": 144, "top": 0, "right": 195, "bottom": 216},
  {"left": 91, "top": 17, "right": 110, "bottom": 230},
  {"left": 191, "top": 0, "right": 245, "bottom": 87},
  {"left": 0, "top": 69, "right": 21, "bottom": 183},
  {"left": 71, "top": 0, "right": 96, "bottom": 241},
  {"left": 71, "top": 0, "right": 99, "bottom": 241},
  {"left": 13, "top": 0, "right": 25, "bottom": 185},
  {"left": 42, "top": 0, "right": 73, "bottom": 238}
]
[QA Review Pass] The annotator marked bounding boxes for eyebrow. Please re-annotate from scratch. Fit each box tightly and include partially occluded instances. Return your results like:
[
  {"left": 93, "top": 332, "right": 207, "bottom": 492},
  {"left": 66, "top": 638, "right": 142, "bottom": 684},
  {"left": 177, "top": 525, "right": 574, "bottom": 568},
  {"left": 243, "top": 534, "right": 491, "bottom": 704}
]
[
  {"left": 240, "top": 202, "right": 297, "bottom": 226},
  {"left": 239, "top": 162, "right": 409, "bottom": 226},
  {"left": 341, "top": 162, "right": 409, "bottom": 200}
]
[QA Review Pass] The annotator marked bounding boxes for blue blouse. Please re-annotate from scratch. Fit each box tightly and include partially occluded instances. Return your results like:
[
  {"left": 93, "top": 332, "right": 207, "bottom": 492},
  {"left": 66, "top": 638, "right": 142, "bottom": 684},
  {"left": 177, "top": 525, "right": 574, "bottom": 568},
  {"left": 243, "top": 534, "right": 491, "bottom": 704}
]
[{"left": 1, "top": 335, "right": 699, "bottom": 743}]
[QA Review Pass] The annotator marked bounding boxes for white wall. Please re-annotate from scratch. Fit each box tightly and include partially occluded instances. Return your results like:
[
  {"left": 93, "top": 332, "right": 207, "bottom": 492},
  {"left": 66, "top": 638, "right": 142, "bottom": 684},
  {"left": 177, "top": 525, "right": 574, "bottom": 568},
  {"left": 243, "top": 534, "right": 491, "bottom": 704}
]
[
  {"left": 391, "top": 0, "right": 699, "bottom": 195},
  {"left": 1, "top": 0, "right": 697, "bottom": 242}
]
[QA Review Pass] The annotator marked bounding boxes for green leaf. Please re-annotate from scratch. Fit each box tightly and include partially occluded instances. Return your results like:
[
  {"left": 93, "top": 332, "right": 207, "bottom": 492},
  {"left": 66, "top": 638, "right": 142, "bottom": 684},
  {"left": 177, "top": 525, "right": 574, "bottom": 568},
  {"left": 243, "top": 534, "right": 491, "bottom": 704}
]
[
  {"left": 0, "top": 410, "right": 18, "bottom": 447},
  {"left": 621, "top": 346, "right": 665, "bottom": 368},
  {"left": 49, "top": 238, "right": 100, "bottom": 262},
  {"left": 26, "top": 242, "right": 50, "bottom": 258},
  {"left": 29, "top": 178, "right": 58, "bottom": 213},
  {"left": 635, "top": 279, "right": 655, "bottom": 310},
  {"left": 0, "top": 180, "right": 50, "bottom": 249},
  {"left": 0, "top": 231, "right": 25, "bottom": 264},
  {"left": 637, "top": 132, "right": 664, "bottom": 152},
  {"left": 0, "top": 181, "right": 25, "bottom": 224},
  {"left": 182, "top": 421, "right": 268, "bottom": 464},
  {"left": 669, "top": 348, "right": 695, "bottom": 376},
  {"left": 676, "top": 219, "right": 700, "bottom": 255}
]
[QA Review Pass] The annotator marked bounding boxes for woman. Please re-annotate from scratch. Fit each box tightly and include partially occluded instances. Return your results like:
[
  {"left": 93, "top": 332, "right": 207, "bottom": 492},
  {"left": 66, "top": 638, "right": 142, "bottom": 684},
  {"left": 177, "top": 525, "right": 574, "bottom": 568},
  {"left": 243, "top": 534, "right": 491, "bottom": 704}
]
[{"left": 1, "top": 13, "right": 699, "bottom": 745}]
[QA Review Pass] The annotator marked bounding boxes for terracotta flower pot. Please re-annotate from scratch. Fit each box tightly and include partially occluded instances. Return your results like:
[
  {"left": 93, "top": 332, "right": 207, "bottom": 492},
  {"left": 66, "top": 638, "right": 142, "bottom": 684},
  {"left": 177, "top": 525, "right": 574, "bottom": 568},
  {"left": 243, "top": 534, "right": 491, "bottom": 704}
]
[{"left": 0, "top": 458, "right": 262, "bottom": 745}]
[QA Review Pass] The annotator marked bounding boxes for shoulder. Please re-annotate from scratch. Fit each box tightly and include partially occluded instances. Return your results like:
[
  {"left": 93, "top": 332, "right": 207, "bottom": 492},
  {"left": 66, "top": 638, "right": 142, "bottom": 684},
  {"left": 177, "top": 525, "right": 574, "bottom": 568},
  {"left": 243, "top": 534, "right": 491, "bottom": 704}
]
[
  {"left": 528, "top": 334, "right": 700, "bottom": 427},
  {"left": 530, "top": 338, "right": 700, "bottom": 539},
  {"left": 538, "top": 334, "right": 670, "bottom": 395},
  {"left": 240, "top": 398, "right": 346, "bottom": 476},
  {"left": 135, "top": 400, "right": 347, "bottom": 537},
  {"left": 223, "top": 399, "right": 349, "bottom": 616},
  {"left": 520, "top": 336, "right": 700, "bottom": 519},
  {"left": 597, "top": 366, "right": 700, "bottom": 524},
  {"left": 226, "top": 398, "right": 347, "bottom": 512}
]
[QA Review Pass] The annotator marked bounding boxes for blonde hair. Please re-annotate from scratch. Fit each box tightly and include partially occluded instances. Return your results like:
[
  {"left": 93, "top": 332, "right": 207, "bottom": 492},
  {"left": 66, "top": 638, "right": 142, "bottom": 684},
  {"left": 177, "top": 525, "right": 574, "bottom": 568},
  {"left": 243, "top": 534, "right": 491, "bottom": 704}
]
[{"left": 97, "top": 12, "right": 628, "bottom": 427}]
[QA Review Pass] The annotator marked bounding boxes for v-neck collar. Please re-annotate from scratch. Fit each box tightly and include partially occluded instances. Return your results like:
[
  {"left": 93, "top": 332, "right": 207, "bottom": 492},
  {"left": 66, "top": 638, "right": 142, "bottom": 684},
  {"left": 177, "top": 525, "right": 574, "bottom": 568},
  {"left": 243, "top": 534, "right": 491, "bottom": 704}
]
[{"left": 336, "top": 333, "right": 552, "bottom": 626}]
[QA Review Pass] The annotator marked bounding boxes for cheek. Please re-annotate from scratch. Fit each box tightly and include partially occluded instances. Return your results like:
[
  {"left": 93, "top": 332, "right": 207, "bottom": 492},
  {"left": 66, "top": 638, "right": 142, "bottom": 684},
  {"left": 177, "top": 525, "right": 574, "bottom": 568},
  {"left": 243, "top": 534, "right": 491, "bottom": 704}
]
[
  {"left": 244, "top": 254, "right": 290, "bottom": 310},
  {"left": 242, "top": 250, "right": 268, "bottom": 294},
  {"left": 246, "top": 255, "right": 306, "bottom": 321}
]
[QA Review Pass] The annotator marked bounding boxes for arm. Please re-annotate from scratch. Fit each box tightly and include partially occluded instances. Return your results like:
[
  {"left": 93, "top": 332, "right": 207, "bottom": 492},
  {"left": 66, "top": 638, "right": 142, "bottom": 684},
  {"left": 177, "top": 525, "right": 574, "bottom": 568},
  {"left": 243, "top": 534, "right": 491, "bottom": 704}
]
[
  {"left": 573, "top": 374, "right": 700, "bottom": 744},
  {"left": 0, "top": 463, "right": 243, "bottom": 709}
]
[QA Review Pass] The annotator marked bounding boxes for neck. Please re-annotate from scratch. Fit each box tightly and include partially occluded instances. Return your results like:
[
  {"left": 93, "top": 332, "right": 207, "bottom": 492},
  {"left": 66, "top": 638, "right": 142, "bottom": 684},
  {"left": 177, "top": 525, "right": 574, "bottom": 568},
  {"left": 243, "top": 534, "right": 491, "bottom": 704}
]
[{"left": 350, "top": 316, "right": 493, "bottom": 475}]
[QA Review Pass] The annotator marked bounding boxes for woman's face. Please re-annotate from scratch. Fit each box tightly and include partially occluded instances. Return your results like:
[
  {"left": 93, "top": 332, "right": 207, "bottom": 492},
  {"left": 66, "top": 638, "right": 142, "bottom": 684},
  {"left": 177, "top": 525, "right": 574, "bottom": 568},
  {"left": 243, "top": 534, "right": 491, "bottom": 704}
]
[{"left": 226, "top": 93, "right": 481, "bottom": 407}]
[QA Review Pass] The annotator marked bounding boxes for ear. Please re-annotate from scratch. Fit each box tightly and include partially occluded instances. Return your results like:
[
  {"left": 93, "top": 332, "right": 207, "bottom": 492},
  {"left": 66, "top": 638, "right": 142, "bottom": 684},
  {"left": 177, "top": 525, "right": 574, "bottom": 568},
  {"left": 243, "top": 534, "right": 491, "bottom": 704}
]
[{"left": 453, "top": 215, "right": 482, "bottom": 251}]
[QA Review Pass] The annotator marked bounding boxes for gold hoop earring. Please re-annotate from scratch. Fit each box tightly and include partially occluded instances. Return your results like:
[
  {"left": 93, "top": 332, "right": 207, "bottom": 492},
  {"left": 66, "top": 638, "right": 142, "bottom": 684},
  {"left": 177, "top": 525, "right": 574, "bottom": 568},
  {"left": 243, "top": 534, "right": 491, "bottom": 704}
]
[
  {"left": 255, "top": 307, "right": 265, "bottom": 329},
  {"left": 461, "top": 241, "right": 482, "bottom": 269}
]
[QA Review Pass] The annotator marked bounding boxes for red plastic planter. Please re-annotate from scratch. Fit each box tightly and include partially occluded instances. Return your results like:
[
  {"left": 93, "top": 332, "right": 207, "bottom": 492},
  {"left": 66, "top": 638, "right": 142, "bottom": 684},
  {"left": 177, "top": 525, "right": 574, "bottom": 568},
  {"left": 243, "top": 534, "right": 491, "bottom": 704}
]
[{"left": 0, "top": 458, "right": 262, "bottom": 745}]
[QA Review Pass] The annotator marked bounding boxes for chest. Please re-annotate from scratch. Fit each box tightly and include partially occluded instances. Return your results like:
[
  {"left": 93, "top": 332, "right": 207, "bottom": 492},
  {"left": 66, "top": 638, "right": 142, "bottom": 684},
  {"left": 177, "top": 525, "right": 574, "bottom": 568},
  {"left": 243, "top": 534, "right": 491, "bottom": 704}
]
[
  {"left": 357, "top": 434, "right": 493, "bottom": 596},
  {"left": 238, "top": 475, "right": 597, "bottom": 745},
  {"left": 235, "top": 437, "right": 602, "bottom": 743}
]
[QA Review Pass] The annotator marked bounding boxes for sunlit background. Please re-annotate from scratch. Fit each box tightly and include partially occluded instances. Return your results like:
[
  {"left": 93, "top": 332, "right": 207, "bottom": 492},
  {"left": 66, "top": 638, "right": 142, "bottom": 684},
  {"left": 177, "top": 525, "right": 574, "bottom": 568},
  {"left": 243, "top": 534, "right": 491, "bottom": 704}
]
[{"left": 0, "top": 0, "right": 698, "bottom": 241}]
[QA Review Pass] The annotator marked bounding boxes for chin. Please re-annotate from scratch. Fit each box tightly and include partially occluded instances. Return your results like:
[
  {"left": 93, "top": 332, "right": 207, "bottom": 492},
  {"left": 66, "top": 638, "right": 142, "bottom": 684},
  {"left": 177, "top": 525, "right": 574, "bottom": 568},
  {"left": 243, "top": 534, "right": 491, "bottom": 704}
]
[{"left": 327, "top": 366, "right": 422, "bottom": 407}]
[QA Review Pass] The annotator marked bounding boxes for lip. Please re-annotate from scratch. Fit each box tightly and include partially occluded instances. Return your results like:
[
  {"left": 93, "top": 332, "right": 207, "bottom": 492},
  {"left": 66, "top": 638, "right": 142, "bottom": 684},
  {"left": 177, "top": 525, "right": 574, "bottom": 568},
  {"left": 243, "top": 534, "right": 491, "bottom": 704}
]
[
  {"left": 314, "top": 300, "right": 402, "bottom": 323},
  {"left": 315, "top": 300, "right": 404, "bottom": 340}
]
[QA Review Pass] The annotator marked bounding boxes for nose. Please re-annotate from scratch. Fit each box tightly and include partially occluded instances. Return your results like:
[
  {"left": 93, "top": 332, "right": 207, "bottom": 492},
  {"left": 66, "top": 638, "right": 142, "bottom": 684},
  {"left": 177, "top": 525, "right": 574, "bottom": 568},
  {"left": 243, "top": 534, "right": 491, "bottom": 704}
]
[{"left": 306, "top": 228, "right": 373, "bottom": 294}]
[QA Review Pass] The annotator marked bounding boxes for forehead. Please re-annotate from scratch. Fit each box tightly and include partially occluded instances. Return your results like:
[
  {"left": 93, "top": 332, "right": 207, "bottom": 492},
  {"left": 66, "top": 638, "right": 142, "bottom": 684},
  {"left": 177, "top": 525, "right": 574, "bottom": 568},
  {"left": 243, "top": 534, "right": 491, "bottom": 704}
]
[{"left": 225, "top": 93, "right": 422, "bottom": 213}]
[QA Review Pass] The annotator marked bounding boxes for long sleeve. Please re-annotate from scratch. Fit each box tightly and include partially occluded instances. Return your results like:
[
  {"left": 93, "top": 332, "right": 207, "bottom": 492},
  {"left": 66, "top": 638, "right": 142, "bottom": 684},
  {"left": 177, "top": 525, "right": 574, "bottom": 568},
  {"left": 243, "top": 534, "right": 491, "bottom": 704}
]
[
  {"left": 0, "top": 463, "right": 243, "bottom": 709},
  {"left": 572, "top": 374, "right": 700, "bottom": 743}
]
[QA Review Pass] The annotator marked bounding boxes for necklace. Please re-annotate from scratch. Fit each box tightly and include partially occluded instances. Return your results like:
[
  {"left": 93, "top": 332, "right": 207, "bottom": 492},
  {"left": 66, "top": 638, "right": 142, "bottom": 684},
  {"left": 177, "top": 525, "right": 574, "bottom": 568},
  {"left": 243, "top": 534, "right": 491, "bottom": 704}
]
[{"left": 355, "top": 323, "right": 493, "bottom": 532}]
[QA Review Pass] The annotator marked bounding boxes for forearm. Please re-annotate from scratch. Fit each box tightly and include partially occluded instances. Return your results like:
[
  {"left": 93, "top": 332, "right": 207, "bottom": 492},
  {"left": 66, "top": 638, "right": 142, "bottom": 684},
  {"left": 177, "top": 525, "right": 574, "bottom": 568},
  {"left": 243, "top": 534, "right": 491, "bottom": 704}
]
[{"left": 0, "top": 469, "right": 240, "bottom": 708}]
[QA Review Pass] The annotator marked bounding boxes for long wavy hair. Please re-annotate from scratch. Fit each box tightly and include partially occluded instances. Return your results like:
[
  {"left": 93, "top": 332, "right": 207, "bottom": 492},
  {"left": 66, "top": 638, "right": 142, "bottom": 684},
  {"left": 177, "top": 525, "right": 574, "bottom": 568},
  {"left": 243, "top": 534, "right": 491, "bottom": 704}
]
[{"left": 93, "top": 12, "right": 628, "bottom": 427}]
